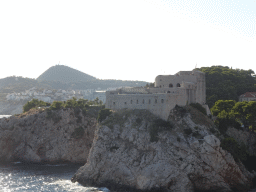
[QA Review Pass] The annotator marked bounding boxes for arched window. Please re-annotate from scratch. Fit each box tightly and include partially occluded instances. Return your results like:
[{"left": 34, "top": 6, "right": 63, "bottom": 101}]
[
  {"left": 149, "top": 99, "right": 151, "bottom": 104},
  {"left": 160, "top": 85, "right": 162, "bottom": 88},
  {"left": 176, "top": 83, "right": 180, "bottom": 87},
  {"left": 161, "top": 99, "right": 164, "bottom": 103},
  {"left": 124, "top": 102, "right": 127, "bottom": 105},
  {"left": 142, "top": 99, "right": 145, "bottom": 104},
  {"left": 155, "top": 99, "right": 157, "bottom": 103},
  {"left": 137, "top": 100, "right": 139, "bottom": 104},
  {"left": 169, "top": 84, "right": 173, "bottom": 88},
  {"left": 131, "top": 100, "right": 133, "bottom": 104},
  {"left": 113, "top": 102, "right": 115, "bottom": 105}
]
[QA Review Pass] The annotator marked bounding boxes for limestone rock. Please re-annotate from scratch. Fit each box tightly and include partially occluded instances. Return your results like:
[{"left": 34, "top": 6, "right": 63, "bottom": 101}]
[
  {"left": 72, "top": 110, "right": 254, "bottom": 192},
  {"left": 0, "top": 108, "right": 96, "bottom": 164}
]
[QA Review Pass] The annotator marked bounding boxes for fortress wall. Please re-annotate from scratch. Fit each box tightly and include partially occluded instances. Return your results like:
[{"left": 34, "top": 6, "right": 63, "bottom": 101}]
[
  {"left": 121, "top": 87, "right": 148, "bottom": 94},
  {"left": 106, "top": 93, "right": 188, "bottom": 120},
  {"left": 148, "top": 88, "right": 179, "bottom": 94}
]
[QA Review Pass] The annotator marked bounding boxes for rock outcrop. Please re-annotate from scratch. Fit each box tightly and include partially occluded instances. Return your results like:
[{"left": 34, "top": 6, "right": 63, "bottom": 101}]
[
  {"left": 72, "top": 108, "right": 255, "bottom": 192},
  {"left": 0, "top": 108, "right": 96, "bottom": 163}
]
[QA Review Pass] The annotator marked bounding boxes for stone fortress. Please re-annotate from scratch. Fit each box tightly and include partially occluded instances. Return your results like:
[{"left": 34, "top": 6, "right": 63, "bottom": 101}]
[{"left": 106, "top": 69, "right": 210, "bottom": 120}]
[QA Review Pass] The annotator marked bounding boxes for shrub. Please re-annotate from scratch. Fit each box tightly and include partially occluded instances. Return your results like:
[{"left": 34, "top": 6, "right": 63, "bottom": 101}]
[
  {"left": 136, "top": 118, "right": 142, "bottom": 125},
  {"left": 149, "top": 119, "right": 173, "bottom": 142},
  {"left": 220, "top": 137, "right": 247, "bottom": 161},
  {"left": 71, "top": 126, "right": 85, "bottom": 139},
  {"left": 216, "top": 118, "right": 242, "bottom": 134},
  {"left": 174, "top": 105, "right": 187, "bottom": 117},
  {"left": 110, "top": 146, "right": 119, "bottom": 152},
  {"left": 97, "top": 108, "right": 112, "bottom": 122},
  {"left": 190, "top": 103, "right": 206, "bottom": 115},
  {"left": 23, "top": 99, "right": 51, "bottom": 113},
  {"left": 50, "top": 101, "right": 64, "bottom": 110},
  {"left": 184, "top": 128, "right": 192, "bottom": 135},
  {"left": 46, "top": 109, "right": 62, "bottom": 123}
]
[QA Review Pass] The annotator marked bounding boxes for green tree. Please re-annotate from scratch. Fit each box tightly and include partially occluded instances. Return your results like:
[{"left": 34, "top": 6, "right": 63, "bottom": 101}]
[
  {"left": 50, "top": 101, "right": 64, "bottom": 110},
  {"left": 197, "top": 66, "right": 256, "bottom": 108},
  {"left": 23, "top": 99, "right": 50, "bottom": 113},
  {"left": 97, "top": 108, "right": 112, "bottom": 122},
  {"left": 243, "top": 101, "right": 256, "bottom": 131},
  {"left": 211, "top": 100, "right": 236, "bottom": 117}
]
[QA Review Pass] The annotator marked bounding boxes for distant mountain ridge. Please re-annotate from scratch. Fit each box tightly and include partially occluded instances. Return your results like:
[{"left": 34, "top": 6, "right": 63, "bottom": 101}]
[
  {"left": 0, "top": 65, "right": 148, "bottom": 101},
  {"left": 37, "top": 65, "right": 97, "bottom": 82}
]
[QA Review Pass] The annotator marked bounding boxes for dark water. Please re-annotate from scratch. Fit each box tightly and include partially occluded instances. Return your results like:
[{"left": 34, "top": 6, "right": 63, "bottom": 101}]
[{"left": 0, "top": 162, "right": 109, "bottom": 192}]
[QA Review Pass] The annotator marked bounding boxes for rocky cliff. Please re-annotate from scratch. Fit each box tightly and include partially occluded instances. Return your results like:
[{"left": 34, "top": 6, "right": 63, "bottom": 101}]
[
  {"left": 71, "top": 107, "right": 255, "bottom": 192},
  {"left": 0, "top": 107, "right": 96, "bottom": 163}
]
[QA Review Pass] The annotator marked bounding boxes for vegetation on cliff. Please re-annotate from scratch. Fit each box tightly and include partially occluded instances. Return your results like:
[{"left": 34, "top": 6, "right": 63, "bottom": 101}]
[
  {"left": 212, "top": 100, "right": 256, "bottom": 132},
  {"left": 23, "top": 97, "right": 105, "bottom": 121},
  {"left": 196, "top": 66, "right": 256, "bottom": 108}
]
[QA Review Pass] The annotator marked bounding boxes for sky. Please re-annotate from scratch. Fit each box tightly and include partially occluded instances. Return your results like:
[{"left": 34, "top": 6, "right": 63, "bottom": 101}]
[{"left": 0, "top": 0, "right": 255, "bottom": 83}]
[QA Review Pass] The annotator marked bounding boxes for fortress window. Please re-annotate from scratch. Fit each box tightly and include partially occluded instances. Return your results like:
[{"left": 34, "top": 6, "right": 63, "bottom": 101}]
[
  {"left": 149, "top": 99, "right": 151, "bottom": 104},
  {"left": 142, "top": 99, "right": 144, "bottom": 104},
  {"left": 169, "top": 84, "right": 173, "bottom": 88},
  {"left": 155, "top": 99, "right": 157, "bottom": 103},
  {"left": 160, "top": 85, "right": 162, "bottom": 88},
  {"left": 124, "top": 102, "right": 127, "bottom": 105},
  {"left": 131, "top": 100, "right": 133, "bottom": 104},
  {"left": 137, "top": 100, "right": 139, "bottom": 104},
  {"left": 176, "top": 83, "right": 180, "bottom": 87},
  {"left": 113, "top": 102, "right": 115, "bottom": 105},
  {"left": 161, "top": 99, "right": 164, "bottom": 103}
]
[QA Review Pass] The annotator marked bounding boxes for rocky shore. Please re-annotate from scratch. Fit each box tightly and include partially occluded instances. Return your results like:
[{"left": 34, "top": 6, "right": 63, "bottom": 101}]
[
  {"left": 0, "top": 108, "right": 96, "bottom": 163},
  {"left": 1, "top": 105, "right": 256, "bottom": 191}
]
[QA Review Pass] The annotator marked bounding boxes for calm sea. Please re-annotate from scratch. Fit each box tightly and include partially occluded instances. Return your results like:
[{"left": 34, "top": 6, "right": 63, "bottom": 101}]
[{"left": 0, "top": 115, "right": 109, "bottom": 192}]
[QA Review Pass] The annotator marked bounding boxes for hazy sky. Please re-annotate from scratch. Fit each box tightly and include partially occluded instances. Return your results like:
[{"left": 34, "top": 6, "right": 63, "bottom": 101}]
[{"left": 0, "top": 0, "right": 255, "bottom": 82}]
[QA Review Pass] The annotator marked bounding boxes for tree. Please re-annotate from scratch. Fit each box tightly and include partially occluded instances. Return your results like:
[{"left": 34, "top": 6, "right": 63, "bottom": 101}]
[
  {"left": 50, "top": 101, "right": 64, "bottom": 110},
  {"left": 197, "top": 66, "right": 256, "bottom": 108},
  {"left": 211, "top": 100, "right": 236, "bottom": 117},
  {"left": 23, "top": 99, "right": 51, "bottom": 113}
]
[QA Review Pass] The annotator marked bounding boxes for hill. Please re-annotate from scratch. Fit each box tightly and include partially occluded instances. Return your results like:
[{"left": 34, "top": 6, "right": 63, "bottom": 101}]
[{"left": 37, "top": 65, "right": 97, "bottom": 82}]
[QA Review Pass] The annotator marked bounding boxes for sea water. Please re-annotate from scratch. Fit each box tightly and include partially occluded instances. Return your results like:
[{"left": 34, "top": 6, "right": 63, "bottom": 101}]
[
  {"left": 0, "top": 115, "right": 109, "bottom": 192},
  {"left": 0, "top": 115, "right": 12, "bottom": 119},
  {"left": 0, "top": 162, "right": 109, "bottom": 192}
]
